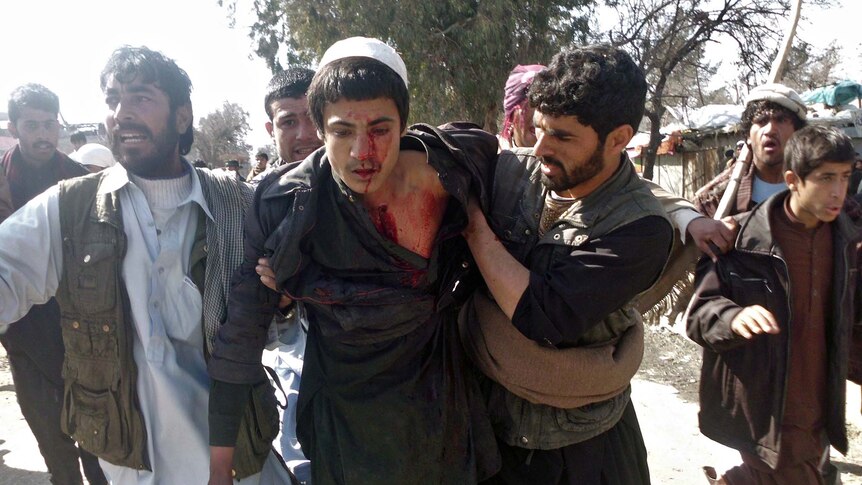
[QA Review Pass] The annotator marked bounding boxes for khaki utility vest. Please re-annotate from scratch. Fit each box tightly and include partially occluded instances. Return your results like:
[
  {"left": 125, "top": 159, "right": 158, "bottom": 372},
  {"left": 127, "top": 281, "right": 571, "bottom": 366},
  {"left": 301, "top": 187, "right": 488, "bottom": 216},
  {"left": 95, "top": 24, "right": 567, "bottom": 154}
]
[
  {"left": 55, "top": 173, "right": 155, "bottom": 470},
  {"left": 54, "top": 172, "right": 274, "bottom": 477}
]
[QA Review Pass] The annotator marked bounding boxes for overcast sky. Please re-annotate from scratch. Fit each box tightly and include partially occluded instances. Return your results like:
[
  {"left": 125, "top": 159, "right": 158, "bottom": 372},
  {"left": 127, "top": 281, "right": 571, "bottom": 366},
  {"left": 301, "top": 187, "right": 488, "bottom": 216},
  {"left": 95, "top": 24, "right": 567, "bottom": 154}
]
[
  {"left": 2, "top": 0, "right": 274, "bottom": 148},
  {"left": 3, "top": 0, "right": 860, "bottom": 151},
  {"left": 703, "top": 0, "right": 862, "bottom": 92}
]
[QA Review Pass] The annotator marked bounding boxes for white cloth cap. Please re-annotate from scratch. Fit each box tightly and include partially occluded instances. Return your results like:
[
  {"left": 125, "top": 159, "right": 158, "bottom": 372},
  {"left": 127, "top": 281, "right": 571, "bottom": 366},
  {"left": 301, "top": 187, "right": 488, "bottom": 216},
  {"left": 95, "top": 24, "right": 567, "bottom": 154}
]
[
  {"left": 71, "top": 143, "right": 116, "bottom": 169},
  {"left": 318, "top": 37, "right": 409, "bottom": 89},
  {"left": 745, "top": 83, "right": 807, "bottom": 121}
]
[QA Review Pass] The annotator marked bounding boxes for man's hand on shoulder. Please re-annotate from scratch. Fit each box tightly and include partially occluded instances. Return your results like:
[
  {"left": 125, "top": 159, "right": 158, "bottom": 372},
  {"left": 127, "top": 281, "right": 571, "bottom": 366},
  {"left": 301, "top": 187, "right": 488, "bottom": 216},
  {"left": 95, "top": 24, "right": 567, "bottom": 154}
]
[
  {"left": 687, "top": 216, "right": 738, "bottom": 261},
  {"left": 730, "top": 305, "right": 779, "bottom": 339},
  {"left": 462, "top": 195, "right": 489, "bottom": 241}
]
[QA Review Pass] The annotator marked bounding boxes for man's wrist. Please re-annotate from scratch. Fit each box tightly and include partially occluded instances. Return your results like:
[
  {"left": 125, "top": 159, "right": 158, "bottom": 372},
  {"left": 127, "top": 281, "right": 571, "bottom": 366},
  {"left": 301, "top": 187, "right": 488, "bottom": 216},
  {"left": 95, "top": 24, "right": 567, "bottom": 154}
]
[
  {"left": 675, "top": 210, "right": 705, "bottom": 244},
  {"left": 209, "top": 446, "right": 236, "bottom": 475},
  {"left": 276, "top": 298, "right": 296, "bottom": 318},
  {"left": 464, "top": 209, "right": 490, "bottom": 243}
]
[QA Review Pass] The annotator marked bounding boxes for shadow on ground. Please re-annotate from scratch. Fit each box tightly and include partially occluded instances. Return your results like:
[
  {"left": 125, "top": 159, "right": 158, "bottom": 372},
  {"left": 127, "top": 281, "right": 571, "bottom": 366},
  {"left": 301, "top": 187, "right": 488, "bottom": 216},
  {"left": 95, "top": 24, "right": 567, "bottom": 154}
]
[
  {"left": 0, "top": 449, "right": 50, "bottom": 485},
  {"left": 835, "top": 459, "right": 862, "bottom": 477}
]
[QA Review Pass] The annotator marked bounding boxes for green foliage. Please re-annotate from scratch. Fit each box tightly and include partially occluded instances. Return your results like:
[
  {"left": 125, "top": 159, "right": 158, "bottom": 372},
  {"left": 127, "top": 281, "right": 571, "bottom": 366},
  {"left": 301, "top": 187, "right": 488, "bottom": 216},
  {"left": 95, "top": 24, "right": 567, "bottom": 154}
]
[
  {"left": 193, "top": 101, "right": 252, "bottom": 165},
  {"left": 221, "top": 0, "right": 593, "bottom": 130}
]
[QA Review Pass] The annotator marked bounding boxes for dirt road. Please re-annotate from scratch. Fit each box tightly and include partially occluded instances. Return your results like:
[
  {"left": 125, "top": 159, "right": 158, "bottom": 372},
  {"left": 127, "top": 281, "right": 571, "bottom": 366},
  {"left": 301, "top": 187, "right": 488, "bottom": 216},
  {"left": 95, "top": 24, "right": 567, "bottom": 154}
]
[{"left": 1, "top": 328, "right": 861, "bottom": 484}]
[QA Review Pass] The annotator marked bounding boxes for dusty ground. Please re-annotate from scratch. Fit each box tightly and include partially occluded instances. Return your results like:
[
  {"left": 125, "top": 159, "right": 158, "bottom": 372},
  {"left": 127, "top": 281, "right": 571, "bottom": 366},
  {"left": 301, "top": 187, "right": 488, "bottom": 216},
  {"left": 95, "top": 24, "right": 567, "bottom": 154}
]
[
  {"left": 0, "top": 327, "right": 860, "bottom": 484},
  {"left": 639, "top": 324, "right": 862, "bottom": 484}
]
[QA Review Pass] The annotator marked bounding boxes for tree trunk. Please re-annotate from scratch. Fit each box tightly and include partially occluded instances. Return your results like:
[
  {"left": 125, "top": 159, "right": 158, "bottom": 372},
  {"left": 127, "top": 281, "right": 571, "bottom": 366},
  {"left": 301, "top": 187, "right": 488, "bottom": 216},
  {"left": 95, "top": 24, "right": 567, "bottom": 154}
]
[
  {"left": 483, "top": 103, "right": 498, "bottom": 134},
  {"left": 642, "top": 110, "right": 663, "bottom": 181},
  {"left": 768, "top": 0, "right": 803, "bottom": 83}
]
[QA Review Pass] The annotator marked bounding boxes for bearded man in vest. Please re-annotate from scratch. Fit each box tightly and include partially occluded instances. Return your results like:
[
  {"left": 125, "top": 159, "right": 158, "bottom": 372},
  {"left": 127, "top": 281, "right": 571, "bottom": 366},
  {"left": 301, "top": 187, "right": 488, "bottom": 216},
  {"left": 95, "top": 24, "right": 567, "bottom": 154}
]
[
  {"left": 0, "top": 46, "right": 280, "bottom": 484},
  {"left": 460, "top": 45, "right": 672, "bottom": 485}
]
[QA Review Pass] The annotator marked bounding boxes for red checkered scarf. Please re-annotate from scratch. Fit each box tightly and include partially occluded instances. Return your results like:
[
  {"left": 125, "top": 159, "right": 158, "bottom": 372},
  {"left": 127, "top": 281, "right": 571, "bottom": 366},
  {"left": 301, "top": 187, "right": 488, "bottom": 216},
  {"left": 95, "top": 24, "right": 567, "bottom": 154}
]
[{"left": 2, "top": 145, "right": 87, "bottom": 209}]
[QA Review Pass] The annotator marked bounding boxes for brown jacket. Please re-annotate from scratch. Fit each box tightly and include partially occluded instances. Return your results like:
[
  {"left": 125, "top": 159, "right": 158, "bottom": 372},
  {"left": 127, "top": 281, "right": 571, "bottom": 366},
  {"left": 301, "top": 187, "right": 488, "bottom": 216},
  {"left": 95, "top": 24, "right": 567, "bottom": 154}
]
[
  {"left": 687, "top": 192, "right": 861, "bottom": 468},
  {"left": 0, "top": 168, "right": 12, "bottom": 223},
  {"left": 693, "top": 160, "right": 756, "bottom": 218}
]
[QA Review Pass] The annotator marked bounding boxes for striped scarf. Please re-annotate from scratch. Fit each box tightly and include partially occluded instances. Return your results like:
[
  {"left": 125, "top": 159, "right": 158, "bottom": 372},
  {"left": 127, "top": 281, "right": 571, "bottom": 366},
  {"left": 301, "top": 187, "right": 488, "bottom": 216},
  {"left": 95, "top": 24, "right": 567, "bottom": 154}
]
[{"left": 195, "top": 168, "right": 253, "bottom": 353}]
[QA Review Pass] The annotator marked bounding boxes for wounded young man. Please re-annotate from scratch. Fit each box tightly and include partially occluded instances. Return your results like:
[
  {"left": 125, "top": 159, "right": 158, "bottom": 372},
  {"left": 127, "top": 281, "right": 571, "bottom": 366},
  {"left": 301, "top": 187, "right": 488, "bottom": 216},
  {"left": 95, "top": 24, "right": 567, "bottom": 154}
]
[{"left": 207, "top": 37, "right": 500, "bottom": 485}]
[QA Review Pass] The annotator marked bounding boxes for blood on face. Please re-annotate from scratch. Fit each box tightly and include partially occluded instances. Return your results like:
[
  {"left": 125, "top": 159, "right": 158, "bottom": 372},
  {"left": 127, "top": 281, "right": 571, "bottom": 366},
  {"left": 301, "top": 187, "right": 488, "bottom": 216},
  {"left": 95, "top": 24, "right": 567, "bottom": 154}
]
[{"left": 322, "top": 97, "right": 401, "bottom": 196}]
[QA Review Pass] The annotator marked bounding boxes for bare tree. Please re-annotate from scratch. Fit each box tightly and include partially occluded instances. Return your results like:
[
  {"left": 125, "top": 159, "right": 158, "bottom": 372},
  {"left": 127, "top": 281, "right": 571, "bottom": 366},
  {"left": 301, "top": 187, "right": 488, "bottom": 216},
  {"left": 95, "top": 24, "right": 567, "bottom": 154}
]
[
  {"left": 659, "top": 45, "right": 732, "bottom": 123},
  {"left": 782, "top": 40, "right": 842, "bottom": 92},
  {"left": 602, "top": 0, "right": 790, "bottom": 180},
  {"left": 194, "top": 101, "right": 252, "bottom": 165}
]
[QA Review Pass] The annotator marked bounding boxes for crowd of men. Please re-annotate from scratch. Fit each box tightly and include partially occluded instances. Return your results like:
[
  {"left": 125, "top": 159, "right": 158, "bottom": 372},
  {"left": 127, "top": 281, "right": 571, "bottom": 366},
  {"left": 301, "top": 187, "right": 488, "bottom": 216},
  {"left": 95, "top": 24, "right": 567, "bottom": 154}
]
[{"left": 0, "top": 35, "right": 858, "bottom": 485}]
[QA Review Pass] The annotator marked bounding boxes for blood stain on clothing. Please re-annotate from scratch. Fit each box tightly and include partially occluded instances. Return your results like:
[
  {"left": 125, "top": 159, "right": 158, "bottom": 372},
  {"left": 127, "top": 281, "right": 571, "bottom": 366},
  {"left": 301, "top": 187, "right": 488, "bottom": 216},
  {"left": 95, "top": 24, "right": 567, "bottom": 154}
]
[
  {"left": 393, "top": 257, "right": 427, "bottom": 288},
  {"left": 402, "top": 268, "right": 426, "bottom": 288}
]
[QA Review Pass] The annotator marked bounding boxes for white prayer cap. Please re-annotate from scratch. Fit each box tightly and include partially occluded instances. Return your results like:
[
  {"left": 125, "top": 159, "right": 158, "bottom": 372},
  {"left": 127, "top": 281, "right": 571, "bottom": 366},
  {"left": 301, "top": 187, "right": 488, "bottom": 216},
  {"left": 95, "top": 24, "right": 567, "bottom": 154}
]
[
  {"left": 318, "top": 37, "right": 409, "bottom": 89},
  {"left": 72, "top": 143, "right": 116, "bottom": 169}
]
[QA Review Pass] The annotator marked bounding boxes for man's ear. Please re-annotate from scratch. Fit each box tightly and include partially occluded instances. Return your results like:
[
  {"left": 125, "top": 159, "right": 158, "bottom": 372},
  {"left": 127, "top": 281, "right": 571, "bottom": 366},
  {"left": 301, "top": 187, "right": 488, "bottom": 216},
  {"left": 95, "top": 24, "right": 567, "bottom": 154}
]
[
  {"left": 7, "top": 121, "right": 18, "bottom": 139},
  {"left": 174, "top": 103, "right": 193, "bottom": 134},
  {"left": 605, "top": 125, "right": 634, "bottom": 155},
  {"left": 265, "top": 121, "right": 274, "bottom": 138},
  {"left": 784, "top": 170, "right": 800, "bottom": 191}
]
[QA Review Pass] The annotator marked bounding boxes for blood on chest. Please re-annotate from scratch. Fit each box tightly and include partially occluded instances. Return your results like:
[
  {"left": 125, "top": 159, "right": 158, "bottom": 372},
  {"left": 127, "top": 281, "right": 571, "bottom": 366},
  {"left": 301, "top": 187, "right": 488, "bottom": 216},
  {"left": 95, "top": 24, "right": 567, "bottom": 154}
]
[{"left": 370, "top": 191, "right": 448, "bottom": 258}]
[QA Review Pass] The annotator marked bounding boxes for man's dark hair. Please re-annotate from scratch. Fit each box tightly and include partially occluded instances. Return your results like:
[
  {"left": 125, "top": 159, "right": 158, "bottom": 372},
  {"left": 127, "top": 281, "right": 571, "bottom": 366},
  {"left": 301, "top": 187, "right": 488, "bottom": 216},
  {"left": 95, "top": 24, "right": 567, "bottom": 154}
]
[
  {"left": 740, "top": 100, "right": 806, "bottom": 136},
  {"left": 70, "top": 132, "right": 87, "bottom": 145},
  {"left": 192, "top": 159, "right": 208, "bottom": 168},
  {"left": 100, "top": 46, "right": 194, "bottom": 155},
  {"left": 307, "top": 57, "right": 409, "bottom": 133},
  {"left": 255, "top": 151, "right": 269, "bottom": 161},
  {"left": 528, "top": 45, "right": 646, "bottom": 143},
  {"left": 264, "top": 68, "right": 315, "bottom": 120},
  {"left": 784, "top": 125, "right": 855, "bottom": 181},
  {"left": 8, "top": 84, "right": 60, "bottom": 124}
]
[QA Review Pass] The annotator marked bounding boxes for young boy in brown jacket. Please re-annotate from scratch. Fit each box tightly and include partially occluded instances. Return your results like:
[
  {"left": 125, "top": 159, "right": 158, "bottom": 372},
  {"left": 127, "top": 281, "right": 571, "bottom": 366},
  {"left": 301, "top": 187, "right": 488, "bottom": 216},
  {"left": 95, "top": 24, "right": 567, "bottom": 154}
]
[{"left": 687, "top": 125, "right": 861, "bottom": 485}]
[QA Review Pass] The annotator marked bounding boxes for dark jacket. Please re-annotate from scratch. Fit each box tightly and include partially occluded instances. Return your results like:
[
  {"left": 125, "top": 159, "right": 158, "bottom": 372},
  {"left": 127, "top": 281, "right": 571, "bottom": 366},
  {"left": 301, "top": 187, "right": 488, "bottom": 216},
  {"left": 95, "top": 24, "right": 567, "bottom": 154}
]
[
  {"left": 686, "top": 191, "right": 861, "bottom": 468},
  {"left": 1, "top": 145, "right": 88, "bottom": 210},
  {"left": 209, "top": 123, "right": 501, "bottom": 484},
  {"left": 209, "top": 123, "right": 496, "bottom": 384}
]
